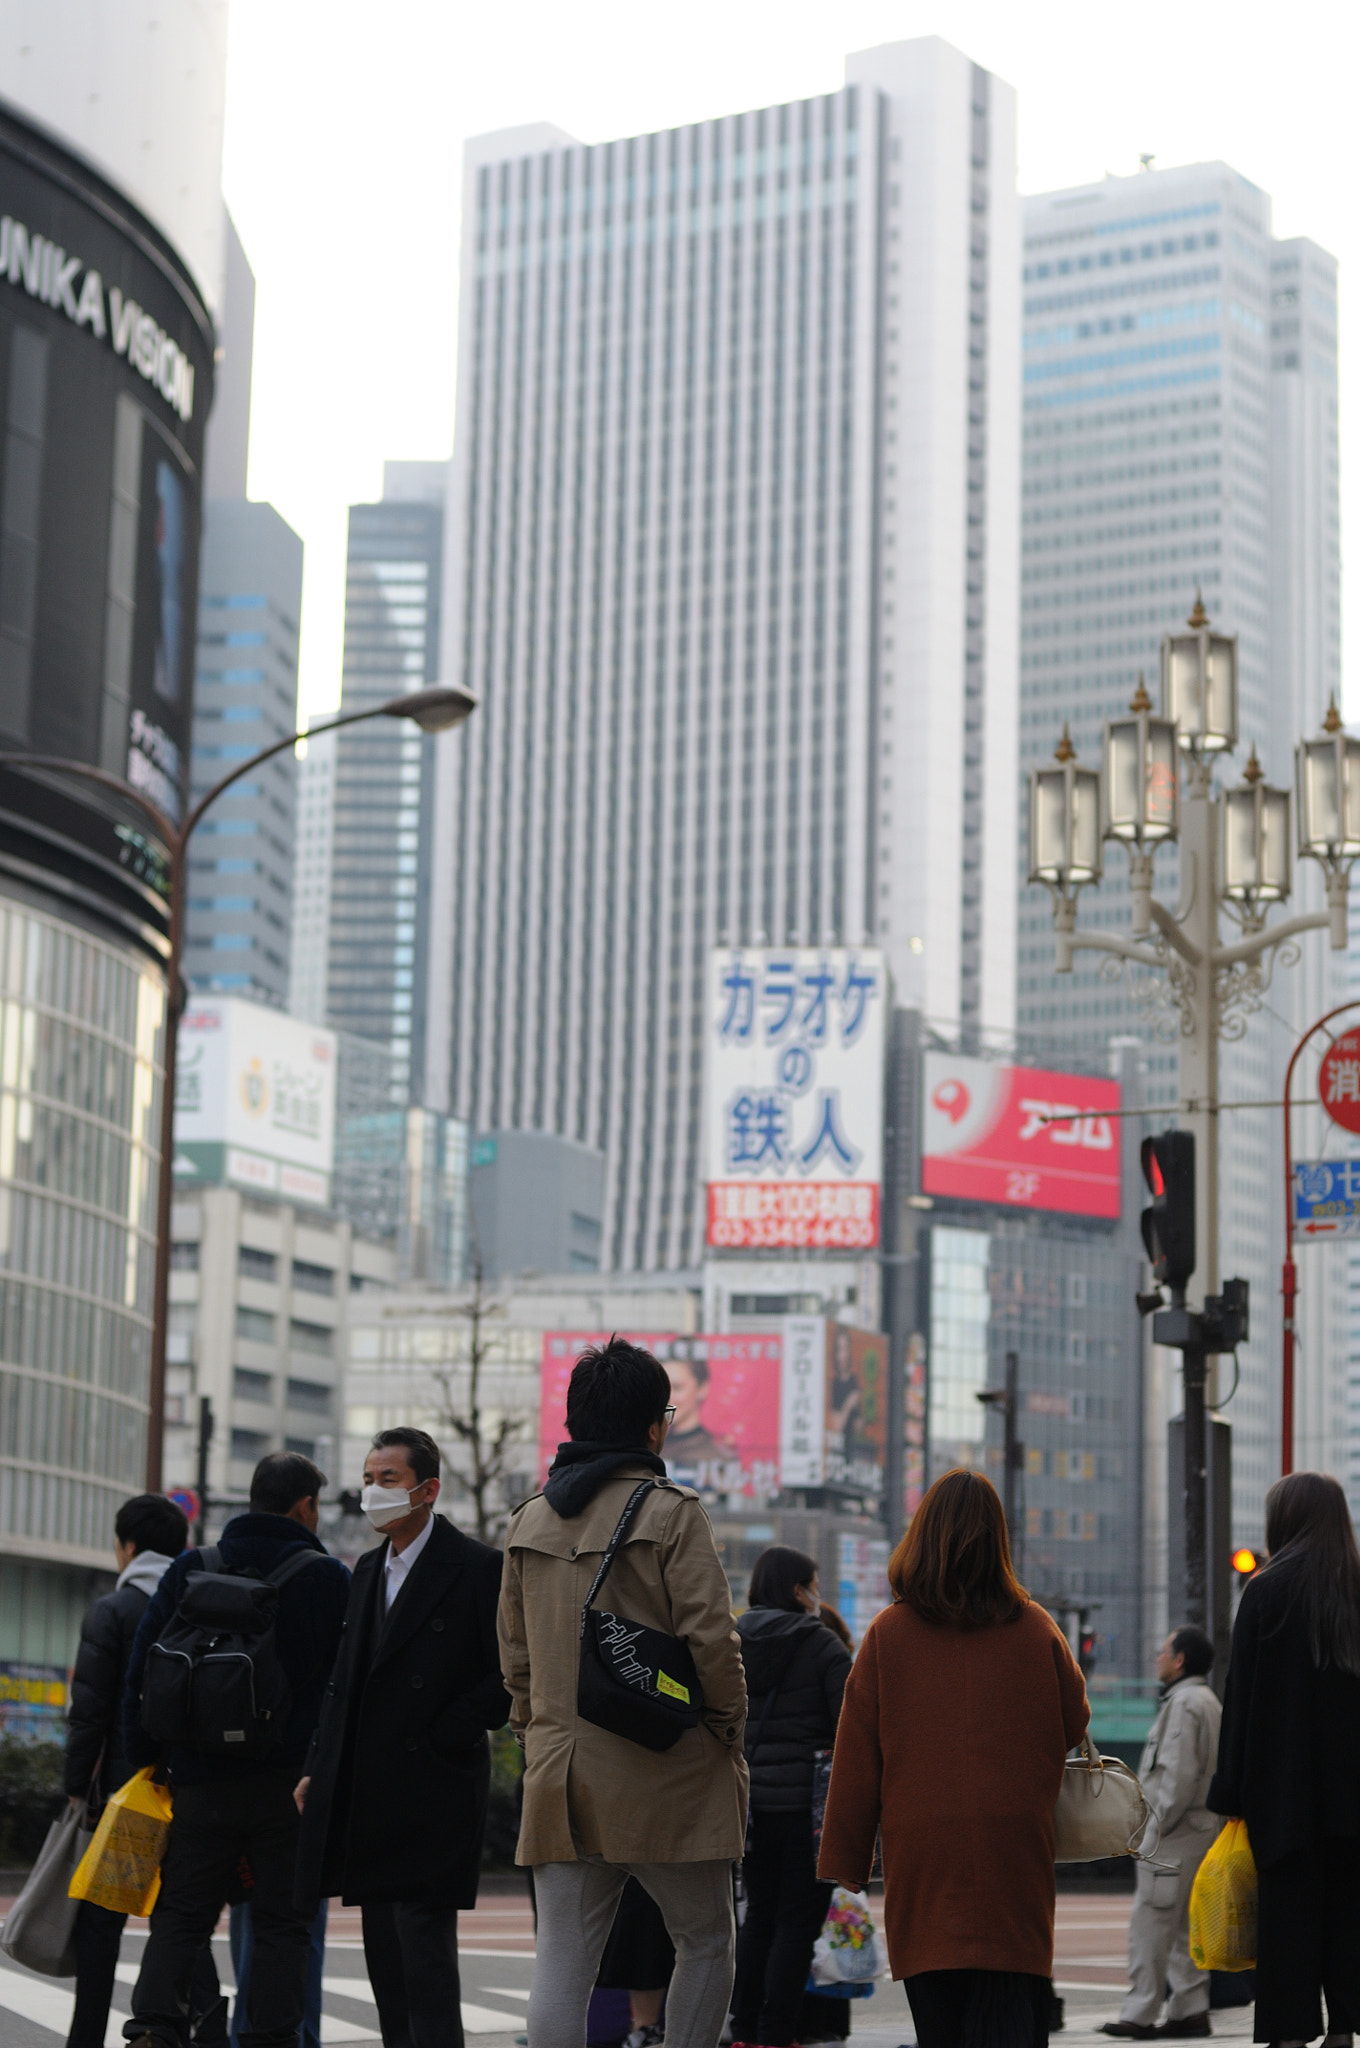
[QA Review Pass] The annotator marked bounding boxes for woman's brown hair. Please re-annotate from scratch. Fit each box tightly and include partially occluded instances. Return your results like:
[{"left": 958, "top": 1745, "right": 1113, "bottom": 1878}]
[{"left": 888, "top": 1468, "right": 1027, "bottom": 1629}]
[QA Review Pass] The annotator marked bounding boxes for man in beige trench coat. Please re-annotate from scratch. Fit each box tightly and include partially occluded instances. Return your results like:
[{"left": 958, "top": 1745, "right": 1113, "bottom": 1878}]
[{"left": 499, "top": 1336, "right": 749, "bottom": 2048}]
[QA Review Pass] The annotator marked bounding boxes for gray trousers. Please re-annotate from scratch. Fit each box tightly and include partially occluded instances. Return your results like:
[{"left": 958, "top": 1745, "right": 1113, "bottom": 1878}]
[
  {"left": 1119, "top": 1826, "right": 1216, "bottom": 2025},
  {"left": 529, "top": 1858, "right": 734, "bottom": 2048}
]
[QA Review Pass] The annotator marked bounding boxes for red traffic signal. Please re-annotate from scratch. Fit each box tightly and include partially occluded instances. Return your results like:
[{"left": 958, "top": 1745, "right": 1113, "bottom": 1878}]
[{"left": 1140, "top": 1130, "right": 1196, "bottom": 1289}]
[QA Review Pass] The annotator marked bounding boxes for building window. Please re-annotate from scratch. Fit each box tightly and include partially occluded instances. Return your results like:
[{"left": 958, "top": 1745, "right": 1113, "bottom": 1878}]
[
  {"left": 231, "top": 1428, "right": 271, "bottom": 1462},
  {"left": 233, "top": 1369, "right": 273, "bottom": 1405},
  {"left": 239, "top": 1246, "right": 278, "bottom": 1284},
  {"left": 288, "top": 1320, "right": 333, "bottom": 1358},
  {"left": 928, "top": 1227, "right": 991, "bottom": 1450},
  {"left": 291, "top": 1260, "right": 335, "bottom": 1297},
  {"left": 286, "top": 1377, "right": 332, "bottom": 1414},
  {"left": 235, "top": 1306, "right": 276, "bottom": 1345},
  {"left": 170, "top": 1242, "right": 199, "bottom": 1271}
]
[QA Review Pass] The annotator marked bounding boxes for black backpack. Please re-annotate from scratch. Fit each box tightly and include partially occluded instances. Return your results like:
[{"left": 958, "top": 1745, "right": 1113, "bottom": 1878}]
[{"left": 140, "top": 1544, "right": 327, "bottom": 1758}]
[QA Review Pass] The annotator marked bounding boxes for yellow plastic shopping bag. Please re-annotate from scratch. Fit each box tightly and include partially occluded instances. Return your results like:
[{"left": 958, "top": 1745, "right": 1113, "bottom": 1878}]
[
  {"left": 68, "top": 1768, "right": 173, "bottom": 1917},
  {"left": 1188, "top": 1818, "right": 1257, "bottom": 1971}
]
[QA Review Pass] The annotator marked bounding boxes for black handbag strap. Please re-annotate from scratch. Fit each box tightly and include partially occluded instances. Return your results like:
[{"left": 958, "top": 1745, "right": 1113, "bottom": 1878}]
[{"left": 580, "top": 1480, "right": 657, "bottom": 1637}]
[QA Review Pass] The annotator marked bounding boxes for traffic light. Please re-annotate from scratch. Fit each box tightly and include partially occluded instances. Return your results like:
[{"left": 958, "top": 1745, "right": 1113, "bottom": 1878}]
[
  {"left": 1231, "top": 1547, "right": 1259, "bottom": 1579},
  {"left": 1078, "top": 1627, "right": 1097, "bottom": 1677},
  {"left": 1140, "top": 1130, "right": 1196, "bottom": 1290}
]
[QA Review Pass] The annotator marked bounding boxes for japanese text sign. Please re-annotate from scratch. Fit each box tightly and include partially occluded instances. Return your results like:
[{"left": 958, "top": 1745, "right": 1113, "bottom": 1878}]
[
  {"left": 1293, "top": 1159, "right": 1360, "bottom": 1238},
  {"left": 705, "top": 947, "right": 885, "bottom": 1249},
  {"left": 1320, "top": 1031, "right": 1360, "bottom": 1135},
  {"left": 921, "top": 1053, "right": 1121, "bottom": 1218}
]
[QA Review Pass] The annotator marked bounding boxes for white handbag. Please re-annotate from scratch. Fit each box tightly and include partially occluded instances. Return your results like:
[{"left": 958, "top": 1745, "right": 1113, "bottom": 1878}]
[{"left": 1053, "top": 1734, "right": 1154, "bottom": 1864}]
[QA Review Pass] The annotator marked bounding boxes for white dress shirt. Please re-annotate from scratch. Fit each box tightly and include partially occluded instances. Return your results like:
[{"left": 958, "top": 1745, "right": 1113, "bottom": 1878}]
[{"left": 383, "top": 1511, "right": 435, "bottom": 1611}]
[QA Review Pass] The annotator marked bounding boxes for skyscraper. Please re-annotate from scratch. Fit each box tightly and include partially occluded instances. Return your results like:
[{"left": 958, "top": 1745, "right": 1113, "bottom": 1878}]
[
  {"left": 1016, "top": 164, "right": 1342, "bottom": 1550},
  {"left": 187, "top": 499, "right": 304, "bottom": 1007},
  {"left": 427, "top": 37, "right": 1021, "bottom": 1271},
  {"left": 326, "top": 463, "right": 447, "bottom": 1102}
]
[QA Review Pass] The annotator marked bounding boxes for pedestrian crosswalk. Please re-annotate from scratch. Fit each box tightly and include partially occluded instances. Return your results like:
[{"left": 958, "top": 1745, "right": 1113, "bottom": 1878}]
[{"left": 0, "top": 1953, "right": 532, "bottom": 2044}]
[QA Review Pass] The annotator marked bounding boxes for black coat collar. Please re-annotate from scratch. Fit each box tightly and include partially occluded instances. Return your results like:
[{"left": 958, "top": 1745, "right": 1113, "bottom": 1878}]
[{"left": 362, "top": 1515, "right": 466, "bottom": 1672}]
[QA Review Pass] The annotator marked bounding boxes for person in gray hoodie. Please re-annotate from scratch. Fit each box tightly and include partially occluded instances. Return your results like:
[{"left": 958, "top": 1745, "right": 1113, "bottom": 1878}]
[{"left": 63, "top": 1494, "right": 226, "bottom": 2048}]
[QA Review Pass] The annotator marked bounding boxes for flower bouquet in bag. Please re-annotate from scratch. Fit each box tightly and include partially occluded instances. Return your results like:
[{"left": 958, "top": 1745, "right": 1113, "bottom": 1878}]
[{"left": 810, "top": 1886, "right": 888, "bottom": 1986}]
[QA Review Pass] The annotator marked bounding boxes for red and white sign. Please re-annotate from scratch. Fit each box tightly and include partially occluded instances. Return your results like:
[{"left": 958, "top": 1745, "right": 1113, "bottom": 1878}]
[
  {"left": 707, "top": 1181, "right": 879, "bottom": 1249},
  {"left": 1319, "top": 1029, "right": 1360, "bottom": 1135},
  {"left": 921, "top": 1054, "right": 1122, "bottom": 1218}
]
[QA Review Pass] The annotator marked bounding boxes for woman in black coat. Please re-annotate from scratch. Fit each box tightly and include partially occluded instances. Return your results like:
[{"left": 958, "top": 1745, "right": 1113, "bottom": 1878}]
[
  {"left": 1209, "top": 1470, "right": 1360, "bottom": 2045},
  {"left": 733, "top": 1546, "right": 852, "bottom": 2048}
]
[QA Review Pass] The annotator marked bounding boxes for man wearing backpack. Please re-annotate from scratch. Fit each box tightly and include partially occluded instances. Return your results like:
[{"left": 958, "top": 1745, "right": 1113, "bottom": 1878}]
[{"left": 121, "top": 1453, "right": 350, "bottom": 2048}]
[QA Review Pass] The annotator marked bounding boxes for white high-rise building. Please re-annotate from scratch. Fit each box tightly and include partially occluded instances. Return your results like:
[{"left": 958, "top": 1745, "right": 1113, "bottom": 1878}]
[
  {"left": 427, "top": 37, "right": 1021, "bottom": 1271},
  {"left": 1017, "top": 164, "right": 1342, "bottom": 1553}
]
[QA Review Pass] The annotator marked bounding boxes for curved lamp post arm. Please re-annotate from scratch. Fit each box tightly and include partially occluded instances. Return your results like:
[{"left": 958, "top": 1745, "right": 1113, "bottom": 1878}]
[{"left": 1212, "top": 909, "right": 1329, "bottom": 971}]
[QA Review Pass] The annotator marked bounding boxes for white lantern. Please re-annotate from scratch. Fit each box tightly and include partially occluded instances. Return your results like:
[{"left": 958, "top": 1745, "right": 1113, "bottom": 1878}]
[
  {"left": 1296, "top": 700, "right": 1360, "bottom": 864},
  {"left": 1030, "top": 728, "right": 1102, "bottom": 891},
  {"left": 1222, "top": 749, "right": 1291, "bottom": 908},
  {"left": 1161, "top": 594, "right": 1238, "bottom": 755},
  {"left": 1105, "top": 677, "right": 1179, "bottom": 846}
]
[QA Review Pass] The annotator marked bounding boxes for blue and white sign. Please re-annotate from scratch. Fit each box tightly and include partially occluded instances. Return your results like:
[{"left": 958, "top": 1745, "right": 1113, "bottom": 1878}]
[
  {"left": 705, "top": 947, "right": 885, "bottom": 1249},
  {"left": 1292, "top": 1159, "right": 1360, "bottom": 1238}
]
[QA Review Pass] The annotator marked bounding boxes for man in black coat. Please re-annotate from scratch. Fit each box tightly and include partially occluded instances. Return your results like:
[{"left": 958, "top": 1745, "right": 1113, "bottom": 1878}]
[
  {"left": 122, "top": 1453, "right": 350, "bottom": 2048},
  {"left": 294, "top": 1427, "right": 510, "bottom": 2048},
  {"left": 63, "top": 1492, "right": 220, "bottom": 2048}
]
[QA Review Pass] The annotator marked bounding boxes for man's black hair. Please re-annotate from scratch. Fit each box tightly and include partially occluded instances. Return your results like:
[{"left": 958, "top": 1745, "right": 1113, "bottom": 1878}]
[
  {"left": 566, "top": 1336, "right": 672, "bottom": 1443},
  {"left": 370, "top": 1427, "right": 440, "bottom": 1484},
  {"left": 1170, "top": 1624, "right": 1214, "bottom": 1677},
  {"left": 250, "top": 1451, "right": 326, "bottom": 1516},
  {"left": 115, "top": 1493, "right": 189, "bottom": 1558}
]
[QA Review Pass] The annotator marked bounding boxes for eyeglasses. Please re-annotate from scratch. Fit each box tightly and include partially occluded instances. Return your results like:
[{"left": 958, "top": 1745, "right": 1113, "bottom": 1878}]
[{"left": 663, "top": 1405, "right": 677, "bottom": 1423}]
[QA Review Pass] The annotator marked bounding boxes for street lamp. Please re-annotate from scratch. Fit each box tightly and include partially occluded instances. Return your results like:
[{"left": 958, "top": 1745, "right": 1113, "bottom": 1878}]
[
  {"left": 1027, "top": 595, "right": 1350, "bottom": 1630},
  {"left": 1221, "top": 748, "right": 1291, "bottom": 928},
  {"left": 0, "top": 681, "right": 476, "bottom": 1488},
  {"left": 1103, "top": 676, "right": 1179, "bottom": 934},
  {"left": 1296, "top": 698, "right": 1360, "bottom": 945},
  {"left": 1028, "top": 726, "right": 1102, "bottom": 930}
]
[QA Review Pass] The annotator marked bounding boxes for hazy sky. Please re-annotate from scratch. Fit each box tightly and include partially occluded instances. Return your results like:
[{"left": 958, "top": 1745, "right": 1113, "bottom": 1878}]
[{"left": 222, "top": 0, "right": 1356, "bottom": 730}]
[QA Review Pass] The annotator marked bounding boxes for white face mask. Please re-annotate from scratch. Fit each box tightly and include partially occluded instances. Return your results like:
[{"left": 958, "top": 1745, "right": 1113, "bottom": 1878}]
[{"left": 361, "top": 1481, "right": 422, "bottom": 1530}]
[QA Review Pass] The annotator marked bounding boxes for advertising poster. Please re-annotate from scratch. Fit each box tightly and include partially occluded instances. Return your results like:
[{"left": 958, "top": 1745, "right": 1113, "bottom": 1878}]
[
  {"left": 175, "top": 996, "right": 337, "bottom": 1204},
  {"left": 921, "top": 1053, "right": 1122, "bottom": 1218},
  {"left": 539, "top": 1332, "right": 782, "bottom": 1501},
  {"left": 705, "top": 947, "right": 885, "bottom": 1250},
  {"left": 824, "top": 1324, "right": 887, "bottom": 1500}
]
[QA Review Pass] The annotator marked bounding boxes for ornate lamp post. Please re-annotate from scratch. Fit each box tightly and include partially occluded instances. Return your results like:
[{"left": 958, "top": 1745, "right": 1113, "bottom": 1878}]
[
  {"left": 0, "top": 683, "right": 475, "bottom": 1488},
  {"left": 1029, "top": 598, "right": 1354, "bottom": 1625},
  {"left": 1030, "top": 598, "right": 1352, "bottom": 1318}
]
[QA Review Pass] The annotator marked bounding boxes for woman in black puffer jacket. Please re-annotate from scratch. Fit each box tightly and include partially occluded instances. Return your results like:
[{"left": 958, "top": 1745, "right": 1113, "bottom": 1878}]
[{"left": 733, "top": 1547, "right": 853, "bottom": 2048}]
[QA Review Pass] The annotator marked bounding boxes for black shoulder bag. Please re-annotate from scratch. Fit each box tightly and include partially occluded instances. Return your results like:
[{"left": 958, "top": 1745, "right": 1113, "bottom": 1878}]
[{"left": 577, "top": 1480, "right": 705, "bottom": 1753}]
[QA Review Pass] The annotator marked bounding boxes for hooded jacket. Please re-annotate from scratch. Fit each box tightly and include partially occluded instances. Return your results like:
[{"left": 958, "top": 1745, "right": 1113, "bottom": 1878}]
[
  {"left": 499, "top": 1457, "right": 749, "bottom": 1864},
  {"left": 123, "top": 1513, "right": 350, "bottom": 1785},
  {"left": 64, "top": 1550, "right": 178, "bottom": 1801},
  {"left": 739, "top": 1607, "right": 851, "bottom": 1812}
]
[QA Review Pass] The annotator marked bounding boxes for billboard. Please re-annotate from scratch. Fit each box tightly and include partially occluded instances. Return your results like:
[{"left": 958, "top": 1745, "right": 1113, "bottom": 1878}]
[
  {"left": 174, "top": 997, "right": 337, "bottom": 1205},
  {"left": 0, "top": 103, "right": 214, "bottom": 948},
  {"left": 705, "top": 948, "right": 885, "bottom": 1250},
  {"left": 538, "top": 1323, "right": 885, "bottom": 1509},
  {"left": 921, "top": 1054, "right": 1121, "bottom": 1218}
]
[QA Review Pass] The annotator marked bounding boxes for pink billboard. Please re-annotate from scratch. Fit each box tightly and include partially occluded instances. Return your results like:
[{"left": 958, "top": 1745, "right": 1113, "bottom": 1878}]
[
  {"left": 538, "top": 1332, "right": 783, "bottom": 1500},
  {"left": 920, "top": 1053, "right": 1121, "bottom": 1219}
]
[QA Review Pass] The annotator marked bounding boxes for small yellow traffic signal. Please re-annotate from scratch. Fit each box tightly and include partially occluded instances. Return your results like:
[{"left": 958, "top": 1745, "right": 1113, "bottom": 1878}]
[{"left": 1231, "top": 1547, "right": 1258, "bottom": 1576}]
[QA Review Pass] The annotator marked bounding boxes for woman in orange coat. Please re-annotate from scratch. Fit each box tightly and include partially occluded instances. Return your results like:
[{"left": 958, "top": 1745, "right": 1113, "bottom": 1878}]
[{"left": 818, "top": 1470, "right": 1089, "bottom": 2048}]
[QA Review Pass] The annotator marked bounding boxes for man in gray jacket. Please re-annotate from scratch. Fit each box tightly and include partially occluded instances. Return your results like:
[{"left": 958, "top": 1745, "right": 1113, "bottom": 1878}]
[{"left": 1102, "top": 1626, "right": 1223, "bottom": 2041}]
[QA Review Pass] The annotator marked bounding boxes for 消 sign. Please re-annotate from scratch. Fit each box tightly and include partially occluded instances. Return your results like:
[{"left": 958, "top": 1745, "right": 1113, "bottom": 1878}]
[
  {"left": 704, "top": 948, "right": 885, "bottom": 1249},
  {"left": 1292, "top": 1159, "right": 1360, "bottom": 1238},
  {"left": 1320, "top": 1029, "right": 1360, "bottom": 1135}
]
